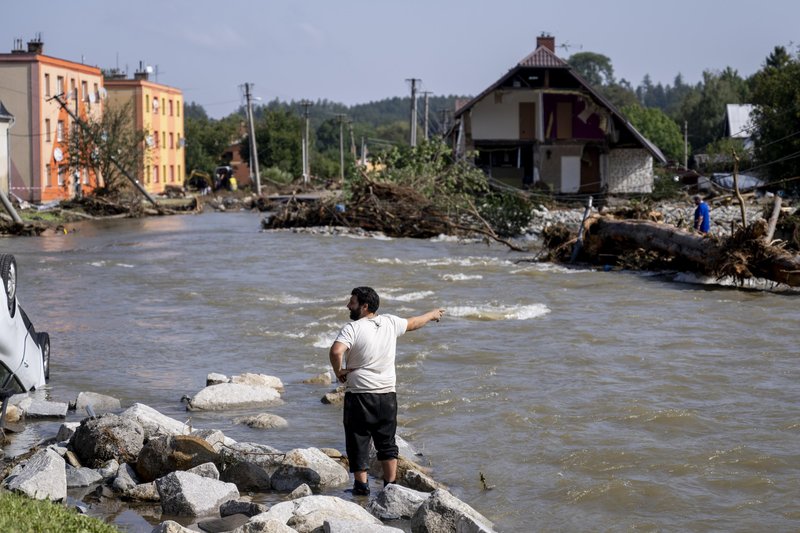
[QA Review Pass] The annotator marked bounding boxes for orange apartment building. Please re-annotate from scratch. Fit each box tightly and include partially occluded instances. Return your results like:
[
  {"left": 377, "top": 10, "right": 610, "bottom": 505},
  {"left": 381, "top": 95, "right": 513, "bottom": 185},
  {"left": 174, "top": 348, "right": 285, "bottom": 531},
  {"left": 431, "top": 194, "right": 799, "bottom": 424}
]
[
  {"left": 104, "top": 66, "right": 185, "bottom": 195},
  {"left": 0, "top": 38, "right": 104, "bottom": 203}
]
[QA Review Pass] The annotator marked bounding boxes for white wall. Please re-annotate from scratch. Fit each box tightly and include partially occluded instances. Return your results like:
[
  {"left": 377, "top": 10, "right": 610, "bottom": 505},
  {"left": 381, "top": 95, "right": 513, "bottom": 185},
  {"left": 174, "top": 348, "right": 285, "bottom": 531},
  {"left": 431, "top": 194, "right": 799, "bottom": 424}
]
[
  {"left": 0, "top": 120, "right": 9, "bottom": 195},
  {"left": 470, "top": 90, "right": 538, "bottom": 139},
  {"left": 607, "top": 149, "right": 653, "bottom": 193}
]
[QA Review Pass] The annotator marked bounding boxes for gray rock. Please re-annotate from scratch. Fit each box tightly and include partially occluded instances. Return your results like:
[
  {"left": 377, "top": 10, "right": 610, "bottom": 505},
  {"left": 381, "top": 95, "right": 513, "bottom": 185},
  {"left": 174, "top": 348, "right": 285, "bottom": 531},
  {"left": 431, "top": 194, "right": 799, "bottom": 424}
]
[
  {"left": 136, "top": 434, "right": 220, "bottom": 482},
  {"left": 302, "top": 372, "right": 332, "bottom": 385},
  {"left": 112, "top": 463, "right": 140, "bottom": 492},
  {"left": 220, "top": 499, "right": 270, "bottom": 518},
  {"left": 270, "top": 448, "right": 348, "bottom": 492},
  {"left": 191, "top": 428, "right": 232, "bottom": 452},
  {"left": 65, "top": 464, "right": 103, "bottom": 488},
  {"left": 3, "top": 448, "right": 66, "bottom": 501},
  {"left": 56, "top": 422, "right": 81, "bottom": 442},
  {"left": 231, "top": 518, "right": 297, "bottom": 532},
  {"left": 230, "top": 373, "right": 285, "bottom": 391},
  {"left": 410, "top": 488, "right": 495, "bottom": 533},
  {"left": 70, "top": 413, "right": 145, "bottom": 467},
  {"left": 288, "top": 483, "right": 312, "bottom": 499},
  {"left": 151, "top": 520, "right": 195, "bottom": 533},
  {"left": 220, "top": 460, "right": 272, "bottom": 492},
  {"left": 120, "top": 403, "right": 190, "bottom": 439},
  {"left": 187, "top": 461, "right": 219, "bottom": 479},
  {"left": 368, "top": 483, "right": 430, "bottom": 520},
  {"left": 248, "top": 495, "right": 382, "bottom": 533},
  {"left": 220, "top": 442, "right": 284, "bottom": 469},
  {"left": 207, "top": 372, "right": 228, "bottom": 386},
  {"left": 97, "top": 459, "right": 119, "bottom": 480},
  {"left": 74, "top": 391, "right": 122, "bottom": 414},
  {"left": 324, "top": 519, "right": 404, "bottom": 533},
  {"left": 188, "top": 383, "right": 283, "bottom": 411},
  {"left": 156, "top": 470, "right": 239, "bottom": 517},
  {"left": 126, "top": 481, "right": 161, "bottom": 502},
  {"left": 17, "top": 397, "right": 68, "bottom": 418},
  {"left": 321, "top": 387, "right": 345, "bottom": 405},
  {"left": 402, "top": 468, "right": 444, "bottom": 493},
  {"left": 234, "top": 413, "right": 288, "bottom": 430}
]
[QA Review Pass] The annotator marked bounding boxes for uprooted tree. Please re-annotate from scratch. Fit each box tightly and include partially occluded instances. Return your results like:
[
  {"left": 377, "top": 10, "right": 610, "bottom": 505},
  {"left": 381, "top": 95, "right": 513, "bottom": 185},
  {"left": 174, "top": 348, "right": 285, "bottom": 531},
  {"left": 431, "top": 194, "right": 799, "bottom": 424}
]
[{"left": 264, "top": 139, "right": 534, "bottom": 249}]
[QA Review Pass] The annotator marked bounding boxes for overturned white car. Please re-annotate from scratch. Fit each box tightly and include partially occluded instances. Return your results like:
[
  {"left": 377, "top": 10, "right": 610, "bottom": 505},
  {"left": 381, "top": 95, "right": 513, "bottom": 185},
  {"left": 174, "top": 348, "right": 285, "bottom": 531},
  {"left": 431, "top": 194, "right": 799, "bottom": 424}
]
[{"left": 0, "top": 254, "right": 49, "bottom": 397}]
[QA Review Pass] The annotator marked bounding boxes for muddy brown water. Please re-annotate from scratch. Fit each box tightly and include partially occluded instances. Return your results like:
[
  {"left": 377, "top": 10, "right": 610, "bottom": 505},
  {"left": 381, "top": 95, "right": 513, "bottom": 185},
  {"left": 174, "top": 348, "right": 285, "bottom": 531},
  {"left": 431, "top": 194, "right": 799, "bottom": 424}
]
[{"left": 2, "top": 211, "right": 799, "bottom": 532}]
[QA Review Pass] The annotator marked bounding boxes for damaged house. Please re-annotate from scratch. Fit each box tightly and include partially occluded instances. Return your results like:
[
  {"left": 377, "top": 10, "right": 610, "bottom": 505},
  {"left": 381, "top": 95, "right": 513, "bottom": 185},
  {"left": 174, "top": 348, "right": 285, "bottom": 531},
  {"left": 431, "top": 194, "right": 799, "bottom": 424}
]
[{"left": 449, "top": 35, "right": 665, "bottom": 194}]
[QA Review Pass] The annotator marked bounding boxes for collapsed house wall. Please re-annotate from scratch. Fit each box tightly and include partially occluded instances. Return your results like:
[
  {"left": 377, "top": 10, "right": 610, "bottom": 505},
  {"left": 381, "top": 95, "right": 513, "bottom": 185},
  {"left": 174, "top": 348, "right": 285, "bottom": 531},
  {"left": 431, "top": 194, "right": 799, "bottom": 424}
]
[{"left": 607, "top": 149, "right": 653, "bottom": 193}]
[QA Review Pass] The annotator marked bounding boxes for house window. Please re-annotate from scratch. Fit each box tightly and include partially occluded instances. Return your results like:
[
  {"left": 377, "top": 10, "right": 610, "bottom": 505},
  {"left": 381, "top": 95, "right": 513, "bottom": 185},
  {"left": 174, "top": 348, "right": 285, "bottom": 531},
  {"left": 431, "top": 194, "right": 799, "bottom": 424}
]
[
  {"left": 169, "top": 132, "right": 173, "bottom": 148},
  {"left": 57, "top": 76, "right": 64, "bottom": 96},
  {"left": 82, "top": 81, "right": 88, "bottom": 102},
  {"left": 163, "top": 165, "right": 166, "bottom": 182},
  {"left": 145, "top": 166, "right": 150, "bottom": 184},
  {"left": 44, "top": 73, "right": 50, "bottom": 96},
  {"left": 153, "top": 165, "right": 159, "bottom": 183},
  {"left": 177, "top": 100, "right": 181, "bottom": 117},
  {"left": 169, "top": 99, "right": 173, "bottom": 116},
  {"left": 70, "top": 79, "right": 77, "bottom": 100},
  {"left": 178, "top": 165, "right": 181, "bottom": 181},
  {"left": 45, "top": 119, "right": 51, "bottom": 142},
  {"left": 162, "top": 132, "right": 166, "bottom": 147},
  {"left": 146, "top": 95, "right": 150, "bottom": 111},
  {"left": 170, "top": 165, "right": 175, "bottom": 183},
  {"left": 56, "top": 120, "right": 64, "bottom": 142},
  {"left": 152, "top": 97, "right": 159, "bottom": 113},
  {"left": 161, "top": 98, "right": 165, "bottom": 115},
  {"left": 45, "top": 164, "right": 51, "bottom": 186},
  {"left": 154, "top": 130, "right": 159, "bottom": 148},
  {"left": 57, "top": 166, "right": 65, "bottom": 186},
  {"left": 556, "top": 102, "right": 573, "bottom": 139},
  {"left": 93, "top": 83, "right": 99, "bottom": 102}
]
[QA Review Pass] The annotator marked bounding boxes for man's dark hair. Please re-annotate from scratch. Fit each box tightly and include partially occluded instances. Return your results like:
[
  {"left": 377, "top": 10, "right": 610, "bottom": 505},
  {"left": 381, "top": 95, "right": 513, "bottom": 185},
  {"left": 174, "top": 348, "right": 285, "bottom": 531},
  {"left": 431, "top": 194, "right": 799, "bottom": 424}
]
[{"left": 352, "top": 286, "right": 380, "bottom": 313}]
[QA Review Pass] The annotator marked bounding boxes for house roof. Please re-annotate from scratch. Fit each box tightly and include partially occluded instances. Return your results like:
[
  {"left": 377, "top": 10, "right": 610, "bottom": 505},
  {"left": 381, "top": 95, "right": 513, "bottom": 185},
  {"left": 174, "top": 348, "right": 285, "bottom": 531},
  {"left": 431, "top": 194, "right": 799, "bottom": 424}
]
[
  {"left": 453, "top": 43, "right": 666, "bottom": 164},
  {"left": 726, "top": 104, "right": 755, "bottom": 138}
]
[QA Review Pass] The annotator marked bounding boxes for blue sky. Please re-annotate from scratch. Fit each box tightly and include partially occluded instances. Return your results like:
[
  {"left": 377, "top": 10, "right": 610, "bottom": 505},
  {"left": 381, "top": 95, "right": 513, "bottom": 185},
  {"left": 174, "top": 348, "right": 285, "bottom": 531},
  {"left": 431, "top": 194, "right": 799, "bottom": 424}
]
[{"left": 4, "top": 0, "right": 797, "bottom": 117}]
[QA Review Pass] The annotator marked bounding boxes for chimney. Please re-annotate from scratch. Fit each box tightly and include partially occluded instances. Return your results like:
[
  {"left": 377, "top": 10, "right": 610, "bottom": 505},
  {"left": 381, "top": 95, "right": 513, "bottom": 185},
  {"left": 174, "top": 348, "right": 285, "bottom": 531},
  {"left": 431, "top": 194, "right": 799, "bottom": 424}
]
[
  {"left": 537, "top": 33, "right": 555, "bottom": 53},
  {"left": 134, "top": 60, "right": 149, "bottom": 81},
  {"left": 27, "top": 34, "right": 44, "bottom": 55}
]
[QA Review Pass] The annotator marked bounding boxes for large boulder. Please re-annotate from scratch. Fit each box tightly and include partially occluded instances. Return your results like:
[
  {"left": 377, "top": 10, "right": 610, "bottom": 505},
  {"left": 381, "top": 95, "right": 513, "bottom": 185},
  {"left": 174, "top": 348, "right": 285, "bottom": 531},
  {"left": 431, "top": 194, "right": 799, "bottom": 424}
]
[
  {"left": 188, "top": 383, "right": 283, "bottom": 411},
  {"left": 120, "top": 403, "right": 188, "bottom": 439},
  {"left": 270, "top": 448, "right": 349, "bottom": 492},
  {"left": 3, "top": 448, "right": 66, "bottom": 501},
  {"left": 246, "top": 495, "right": 383, "bottom": 533},
  {"left": 324, "top": 519, "right": 404, "bottom": 533},
  {"left": 230, "top": 373, "right": 284, "bottom": 391},
  {"left": 410, "top": 489, "right": 495, "bottom": 533},
  {"left": 73, "top": 391, "right": 122, "bottom": 414},
  {"left": 233, "top": 413, "right": 288, "bottom": 429},
  {"left": 156, "top": 470, "right": 239, "bottom": 517},
  {"left": 65, "top": 464, "right": 103, "bottom": 488},
  {"left": 69, "top": 413, "right": 145, "bottom": 467},
  {"left": 368, "top": 483, "right": 430, "bottom": 520},
  {"left": 136, "top": 435, "right": 220, "bottom": 482},
  {"left": 16, "top": 397, "right": 68, "bottom": 418}
]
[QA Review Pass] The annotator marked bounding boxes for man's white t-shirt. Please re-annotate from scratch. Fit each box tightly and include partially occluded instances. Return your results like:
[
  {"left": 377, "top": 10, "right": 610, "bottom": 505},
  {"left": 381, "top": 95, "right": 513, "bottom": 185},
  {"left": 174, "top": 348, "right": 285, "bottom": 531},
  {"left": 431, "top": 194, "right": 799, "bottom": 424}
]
[{"left": 334, "top": 314, "right": 408, "bottom": 394}]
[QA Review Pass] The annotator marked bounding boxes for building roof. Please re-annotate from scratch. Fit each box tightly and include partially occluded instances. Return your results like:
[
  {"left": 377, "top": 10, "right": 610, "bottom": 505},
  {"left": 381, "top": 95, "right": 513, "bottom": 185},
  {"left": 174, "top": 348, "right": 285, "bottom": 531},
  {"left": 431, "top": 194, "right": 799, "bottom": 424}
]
[
  {"left": 517, "top": 46, "right": 569, "bottom": 69},
  {"left": 726, "top": 103, "right": 755, "bottom": 138}
]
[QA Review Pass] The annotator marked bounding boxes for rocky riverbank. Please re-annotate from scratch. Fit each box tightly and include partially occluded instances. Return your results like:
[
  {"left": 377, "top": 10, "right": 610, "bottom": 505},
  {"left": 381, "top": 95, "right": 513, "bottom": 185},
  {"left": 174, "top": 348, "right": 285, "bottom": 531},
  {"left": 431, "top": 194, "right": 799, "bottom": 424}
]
[{"left": 0, "top": 371, "right": 495, "bottom": 533}]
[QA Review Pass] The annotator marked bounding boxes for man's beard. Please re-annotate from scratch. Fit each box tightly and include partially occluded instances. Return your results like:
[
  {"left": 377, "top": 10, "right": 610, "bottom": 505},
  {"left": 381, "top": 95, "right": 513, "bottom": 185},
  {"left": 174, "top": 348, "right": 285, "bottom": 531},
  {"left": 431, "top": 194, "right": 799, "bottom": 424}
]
[{"left": 350, "top": 308, "right": 361, "bottom": 321}]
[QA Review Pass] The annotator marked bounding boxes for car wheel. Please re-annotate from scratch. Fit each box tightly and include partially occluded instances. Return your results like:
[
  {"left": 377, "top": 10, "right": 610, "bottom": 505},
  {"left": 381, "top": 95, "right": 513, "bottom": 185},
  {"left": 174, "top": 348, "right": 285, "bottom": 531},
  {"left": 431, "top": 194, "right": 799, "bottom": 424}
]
[
  {"left": 0, "top": 254, "right": 17, "bottom": 318},
  {"left": 38, "top": 332, "right": 50, "bottom": 382}
]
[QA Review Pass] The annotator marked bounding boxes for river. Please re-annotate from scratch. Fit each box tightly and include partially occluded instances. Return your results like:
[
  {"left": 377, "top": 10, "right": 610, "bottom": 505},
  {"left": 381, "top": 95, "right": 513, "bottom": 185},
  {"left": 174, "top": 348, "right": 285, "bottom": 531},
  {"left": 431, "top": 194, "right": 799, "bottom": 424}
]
[{"left": 2, "top": 211, "right": 799, "bottom": 532}]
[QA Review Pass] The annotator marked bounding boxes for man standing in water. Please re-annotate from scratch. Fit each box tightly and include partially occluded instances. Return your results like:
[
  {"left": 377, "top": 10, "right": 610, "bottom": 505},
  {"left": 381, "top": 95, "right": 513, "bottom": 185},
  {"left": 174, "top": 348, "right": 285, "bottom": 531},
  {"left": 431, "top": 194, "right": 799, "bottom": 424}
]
[{"left": 329, "top": 286, "right": 444, "bottom": 495}]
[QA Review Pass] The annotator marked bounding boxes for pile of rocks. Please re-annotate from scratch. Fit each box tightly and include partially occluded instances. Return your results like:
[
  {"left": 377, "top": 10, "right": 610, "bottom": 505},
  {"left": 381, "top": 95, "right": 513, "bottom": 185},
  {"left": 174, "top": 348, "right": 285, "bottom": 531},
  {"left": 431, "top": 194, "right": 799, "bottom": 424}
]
[{"left": 0, "top": 372, "right": 495, "bottom": 533}]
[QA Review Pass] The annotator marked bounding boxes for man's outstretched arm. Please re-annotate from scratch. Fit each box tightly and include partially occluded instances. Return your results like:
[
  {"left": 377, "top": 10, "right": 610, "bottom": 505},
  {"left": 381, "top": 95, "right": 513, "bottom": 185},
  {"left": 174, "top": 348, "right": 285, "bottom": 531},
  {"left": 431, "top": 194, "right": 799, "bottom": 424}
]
[
  {"left": 329, "top": 341, "right": 349, "bottom": 383},
  {"left": 406, "top": 308, "right": 445, "bottom": 332}
]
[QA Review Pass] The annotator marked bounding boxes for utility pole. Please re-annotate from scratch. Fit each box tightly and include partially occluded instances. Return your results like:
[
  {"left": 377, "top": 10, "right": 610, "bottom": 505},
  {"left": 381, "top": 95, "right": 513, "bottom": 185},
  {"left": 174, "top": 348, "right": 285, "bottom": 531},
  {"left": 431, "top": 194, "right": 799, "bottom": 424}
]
[
  {"left": 243, "top": 83, "right": 261, "bottom": 195},
  {"left": 421, "top": 91, "right": 432, "bottom": 141},
  {"left": 406, "top": 78, "right": 420, "bottom": 147},
  {"left": 336, "top": 114, "right": 347, "bottom": 181},
  {"left": 299, "top": 100, "right": 313, "bottom": 185},
  {"left": 683, "top": 120, "right": 688, "bottom": 169},
  {"left": 348, "top": 120, "right": 357, "bottom": 160}
]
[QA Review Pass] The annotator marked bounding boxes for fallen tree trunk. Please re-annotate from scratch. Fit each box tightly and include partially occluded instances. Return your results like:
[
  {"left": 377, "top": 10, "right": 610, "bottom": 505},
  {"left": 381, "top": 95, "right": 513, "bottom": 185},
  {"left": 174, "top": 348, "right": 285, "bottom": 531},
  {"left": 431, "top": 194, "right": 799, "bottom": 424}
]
[{"left": 580, "top": 215, "right": 800, "bottom": 287}]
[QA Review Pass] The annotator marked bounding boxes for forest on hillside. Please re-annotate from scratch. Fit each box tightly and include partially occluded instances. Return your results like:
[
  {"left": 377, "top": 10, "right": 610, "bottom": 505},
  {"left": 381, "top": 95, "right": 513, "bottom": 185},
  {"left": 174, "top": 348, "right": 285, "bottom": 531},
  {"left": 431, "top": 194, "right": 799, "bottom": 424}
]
[{"left": 183, "top": 44, "right": 800, "bottom": 193}]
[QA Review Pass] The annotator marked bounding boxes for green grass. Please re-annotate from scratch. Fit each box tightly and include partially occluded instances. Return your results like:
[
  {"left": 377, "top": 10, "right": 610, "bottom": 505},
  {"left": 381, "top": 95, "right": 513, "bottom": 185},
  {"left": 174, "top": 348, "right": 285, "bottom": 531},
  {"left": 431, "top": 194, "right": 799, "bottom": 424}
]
[{"left": 0, "top": 491, "right": 120, "bottom": 533}]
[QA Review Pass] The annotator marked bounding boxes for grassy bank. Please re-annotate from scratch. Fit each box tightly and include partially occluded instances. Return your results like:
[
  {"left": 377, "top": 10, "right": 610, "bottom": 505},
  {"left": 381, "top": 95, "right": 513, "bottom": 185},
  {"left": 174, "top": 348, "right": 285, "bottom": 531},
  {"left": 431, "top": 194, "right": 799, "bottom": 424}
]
[{"left": 0, "top": 491, "right": 120, "bottom": 533}]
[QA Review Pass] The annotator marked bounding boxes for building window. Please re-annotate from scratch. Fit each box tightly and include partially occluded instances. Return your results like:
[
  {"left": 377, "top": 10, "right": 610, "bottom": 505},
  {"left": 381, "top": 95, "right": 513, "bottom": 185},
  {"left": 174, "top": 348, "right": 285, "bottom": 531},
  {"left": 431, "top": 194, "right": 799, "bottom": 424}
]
[
  {"left": 152, "top": 97, "right": 159, "bottom": 113},
  {"left": 82, "top": 81, "right": 88, "bottom": 102},
  {"left": 153, "top": 165, "right": 159, "bottom": 183},
  {"left": 56, "top": 120, "right": 64, "bottom": 142},
  {"left": 57, "top": 76, "right": 64, "bottom": 96},
  {"left": 146, "top": 95, "right": 149, "bottom": 111},
  {"left": 162, "top": 132, "right": 166, "bottom": 147},
  {"left": 70, "top": 79, "right": 77, "bottom": 100},
  {"left": 169, "top": 99, "right": 173, "bottom": 116},
  {"left": 169, "top": 132, "right": 173, "bottom": 149},
  {"left": 176, "top": 133, "right": 181, "bottom": 148},
  {"left": 45, "top": 119, "right": 51, "bottom": 142},
  {"left": 163, "top": 165, "right": 166, "bottom": 183},
  {"left": 154, "top": 130, "right": 159, "bottom": 148},
  {"left": 178, "top": 165, "right": 181, "bottom": 181},
  {"left": 177, "top": 101, "right": 181, "bottom": 117},
  {"left": 161, "top": 98, "right": 165, "bottom": 115},
  {"left": 145, "top": 166, "right": 151, "bottom": 184},
  {"left": 57, "top": 166, "right": 65, "bottom": 186},
  {"left": 93, "top": 83, "right": 99, "bottom": 102},
  {"left": 170, "top": 165, "right": 175, "bottom": 183},
  {"left": 45, "top": 164, "right": 51, "bottom": 186},
  {"left": 44, "top": 73, "right": 50, "bottom": 96}
]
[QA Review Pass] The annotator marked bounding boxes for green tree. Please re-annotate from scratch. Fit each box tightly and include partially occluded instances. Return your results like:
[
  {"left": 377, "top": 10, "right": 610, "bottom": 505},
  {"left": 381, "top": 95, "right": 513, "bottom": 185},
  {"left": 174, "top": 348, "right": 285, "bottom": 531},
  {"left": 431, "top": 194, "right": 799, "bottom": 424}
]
[
  {"left": 568, "top": 52, "right": 615, "bottom": 86},
  {"left": 750, "top": 47, "right": 800, "bottom": 189},
  {"left": 240, "top": 109, "right": 303, "bottom": 177},
  {"left": 621, "top": 104, "right": 684, "bottom": 162},
  {"left": 184, "top": 105, "right": 239, "bottom": 174}
]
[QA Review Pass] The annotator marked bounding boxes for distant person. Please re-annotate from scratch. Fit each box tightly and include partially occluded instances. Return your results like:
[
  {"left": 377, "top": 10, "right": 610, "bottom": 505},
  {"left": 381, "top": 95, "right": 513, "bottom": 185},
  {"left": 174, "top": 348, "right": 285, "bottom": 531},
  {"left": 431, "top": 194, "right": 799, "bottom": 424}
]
[
  {"left": 693, "top": 195, "right": 710, "bottom": 234},
  {"left": 329, "top": 286, "right": 444, "bottom": 496}
]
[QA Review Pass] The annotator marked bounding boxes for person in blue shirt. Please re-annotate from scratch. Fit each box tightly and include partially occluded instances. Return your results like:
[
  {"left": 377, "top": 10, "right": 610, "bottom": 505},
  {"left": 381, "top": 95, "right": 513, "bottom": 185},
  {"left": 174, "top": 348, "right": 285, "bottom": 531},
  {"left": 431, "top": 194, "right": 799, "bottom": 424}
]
[{"left": 693, "top": 195, "right": 710, "bottom": 234}]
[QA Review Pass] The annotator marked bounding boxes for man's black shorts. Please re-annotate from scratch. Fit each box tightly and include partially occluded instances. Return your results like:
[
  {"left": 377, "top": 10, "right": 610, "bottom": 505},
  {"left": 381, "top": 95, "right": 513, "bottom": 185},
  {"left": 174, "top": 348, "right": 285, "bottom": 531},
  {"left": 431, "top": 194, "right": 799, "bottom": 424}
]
[{"left": 343, "top": 392, "right": 399, "bottom": 472}]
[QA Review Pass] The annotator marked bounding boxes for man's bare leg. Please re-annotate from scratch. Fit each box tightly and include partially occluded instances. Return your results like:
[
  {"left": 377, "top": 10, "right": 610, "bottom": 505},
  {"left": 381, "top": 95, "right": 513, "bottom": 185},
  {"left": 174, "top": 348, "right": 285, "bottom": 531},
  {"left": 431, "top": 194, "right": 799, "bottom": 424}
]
[
  {"left": 382, "top": 458, "right": 397, "bottom": 484},
  {"left": 354, "top": 470, "right": 368, "bottom": 483}
]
